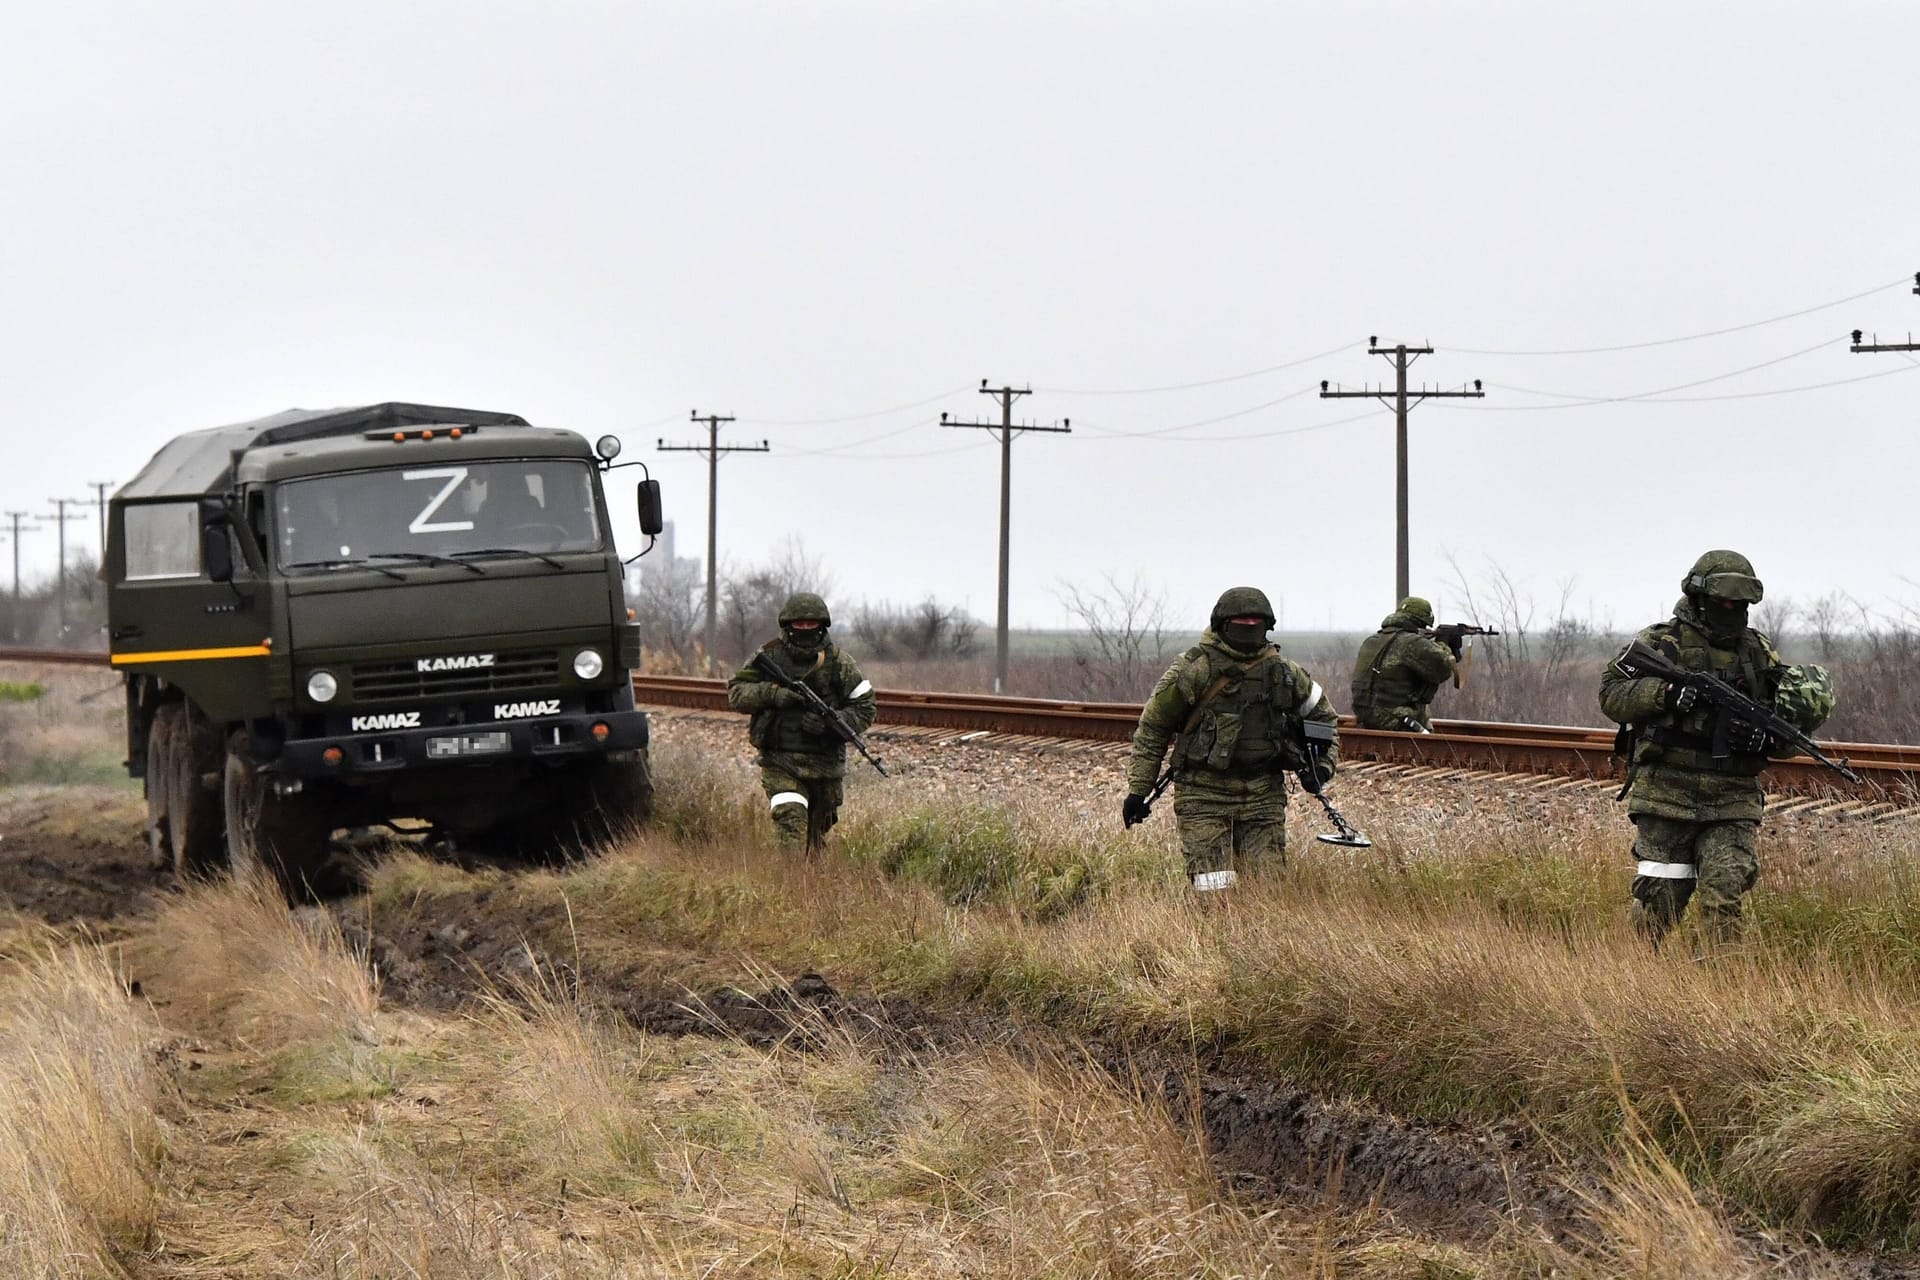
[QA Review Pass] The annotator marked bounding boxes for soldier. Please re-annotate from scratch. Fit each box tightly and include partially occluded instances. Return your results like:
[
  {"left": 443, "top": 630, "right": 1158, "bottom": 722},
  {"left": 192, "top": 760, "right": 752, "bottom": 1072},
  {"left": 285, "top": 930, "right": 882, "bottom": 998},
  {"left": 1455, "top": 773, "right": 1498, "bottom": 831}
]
[
  {"left": 1350, "top": 596, "right": 1459, "bottom": 732},
  {"left": 1123, "top": 587, "right": 1339, "bottom": 892},
  {"left": 1599, "top": 551, "right": 1834, "bottom": 943},
  {"left": 726, "top": 592, "right": 877, "bottom": 852}
]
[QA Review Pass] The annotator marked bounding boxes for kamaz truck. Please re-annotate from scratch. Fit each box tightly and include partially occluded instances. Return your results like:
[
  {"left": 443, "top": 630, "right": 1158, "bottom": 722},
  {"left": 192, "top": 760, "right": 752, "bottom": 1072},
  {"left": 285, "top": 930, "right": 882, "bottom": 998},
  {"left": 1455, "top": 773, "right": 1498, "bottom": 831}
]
[{"left": 107, "top": 402, "right": 664, "bottom": 895}]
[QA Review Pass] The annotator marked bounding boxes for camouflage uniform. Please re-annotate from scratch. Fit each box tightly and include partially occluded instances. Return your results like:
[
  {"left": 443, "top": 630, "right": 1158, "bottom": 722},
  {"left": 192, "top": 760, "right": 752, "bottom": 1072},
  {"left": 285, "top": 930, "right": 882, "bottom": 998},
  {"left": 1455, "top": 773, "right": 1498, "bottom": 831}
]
[
  {"left": 1598, "top": 551, "right": 1829, "bottom": 943},
  {"left": 726, "top": 593, "right": 877, "bottom": 851},
  {"left": 1350, "top": 596, "right": 1458, "bottom": 731},
  {"left": 1125, "top": 588, "right": 1339, "bottom": 889}
]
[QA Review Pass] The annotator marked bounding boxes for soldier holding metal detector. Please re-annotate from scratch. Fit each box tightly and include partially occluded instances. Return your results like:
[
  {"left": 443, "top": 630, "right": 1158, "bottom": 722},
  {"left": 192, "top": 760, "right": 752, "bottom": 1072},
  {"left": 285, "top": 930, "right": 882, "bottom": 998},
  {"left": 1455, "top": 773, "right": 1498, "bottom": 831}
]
[
  {"left": 1350, "top": 596, "right": 1499, "bottom": 732},
  {"left": 727, "top": 593, "right": 883, "bottom": 852},
  {"left": 1600, "top": 551, "right": 1847, "bottom": 943},
  {"left": 1123, "top": 587, "right": 1365, "bottom": 894}
]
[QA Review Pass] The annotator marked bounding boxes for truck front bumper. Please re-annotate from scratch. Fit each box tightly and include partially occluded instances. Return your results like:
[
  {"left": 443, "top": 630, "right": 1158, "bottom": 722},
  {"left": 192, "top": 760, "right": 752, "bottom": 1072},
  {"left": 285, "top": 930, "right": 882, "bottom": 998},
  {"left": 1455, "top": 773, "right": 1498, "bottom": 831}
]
[{"left": 275, "top": 708, "right": 649, "bottom": 779}]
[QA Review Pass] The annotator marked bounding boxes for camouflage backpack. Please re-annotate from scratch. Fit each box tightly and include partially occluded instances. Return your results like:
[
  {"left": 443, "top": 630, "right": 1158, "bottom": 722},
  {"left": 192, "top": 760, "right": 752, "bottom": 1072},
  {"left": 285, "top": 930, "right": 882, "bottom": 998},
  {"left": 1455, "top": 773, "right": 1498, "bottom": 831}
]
[{"left": 1774, "top": 663, "right": 1835, "bottom": 735}]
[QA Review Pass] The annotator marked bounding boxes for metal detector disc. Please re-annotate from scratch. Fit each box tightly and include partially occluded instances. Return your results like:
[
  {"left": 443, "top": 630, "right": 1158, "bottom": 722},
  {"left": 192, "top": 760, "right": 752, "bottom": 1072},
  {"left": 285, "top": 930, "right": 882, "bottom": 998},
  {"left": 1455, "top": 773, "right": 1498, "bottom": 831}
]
[{"left": 1315, "top": 832, "right": 1374, "bottom": 849}]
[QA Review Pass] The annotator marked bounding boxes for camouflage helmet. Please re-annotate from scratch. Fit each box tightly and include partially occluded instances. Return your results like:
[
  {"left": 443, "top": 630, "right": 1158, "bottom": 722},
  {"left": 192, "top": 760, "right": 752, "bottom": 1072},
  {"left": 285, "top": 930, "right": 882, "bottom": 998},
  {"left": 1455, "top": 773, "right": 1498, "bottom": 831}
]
[
  {"left": 778, "top": 592, "right": 832, "bottom": 627},
  {"left": 1397, "top": 596, "right": 1435, "bottom": 627},
  {"left": 1210, "top": 586, "right": 1275, "bottom": 632},
  {"left": 1682, "top": 550, "right": 1764, "bottom": 604},
  {"left": 1774, "top": 663, "right": 1835, "bottom": 734}
]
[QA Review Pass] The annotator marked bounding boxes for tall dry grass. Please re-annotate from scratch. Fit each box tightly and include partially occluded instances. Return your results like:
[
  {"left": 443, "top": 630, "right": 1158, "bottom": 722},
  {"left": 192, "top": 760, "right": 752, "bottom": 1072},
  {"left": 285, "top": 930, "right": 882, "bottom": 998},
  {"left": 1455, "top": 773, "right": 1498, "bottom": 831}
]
[
  {"left": 0, "top": 945, "right": 164, "bottom": 1277},
  {"left": 360, "top": 735, "right": 1920, "bottom": 1247}
]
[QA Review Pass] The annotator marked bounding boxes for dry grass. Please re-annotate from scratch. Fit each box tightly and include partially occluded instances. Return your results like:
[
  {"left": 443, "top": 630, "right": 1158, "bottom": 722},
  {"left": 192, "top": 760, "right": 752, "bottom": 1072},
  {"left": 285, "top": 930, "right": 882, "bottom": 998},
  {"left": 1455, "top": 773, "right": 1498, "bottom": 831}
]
[
  {"left": 0, "top": 661, "right": 128, "bottom": 787},
  {"left": 0, "top": 944, "right": 164, "bottom": 1277}
]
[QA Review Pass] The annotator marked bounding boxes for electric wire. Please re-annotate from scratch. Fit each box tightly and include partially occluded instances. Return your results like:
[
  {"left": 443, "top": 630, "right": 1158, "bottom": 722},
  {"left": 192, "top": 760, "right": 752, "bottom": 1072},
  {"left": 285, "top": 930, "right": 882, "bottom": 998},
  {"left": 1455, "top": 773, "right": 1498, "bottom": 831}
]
[
  {"left": 1443, "top": 359, "right": 1920, "bottom": 411},
  {"left": 1452, "top": 273, "right": 1910, "bottom": 356},
  {"left": 1075, "top": 386, "right": 1318, "bottom": 438},
  {"left": 1037, "top": 341, "right": 1350, "bottom": 395},
  {"left": 1487, "top": 336, "right": 1839, "bottom": 406},
  {"left": 738, "top": 387, "right": 971, "bottom": 426}
]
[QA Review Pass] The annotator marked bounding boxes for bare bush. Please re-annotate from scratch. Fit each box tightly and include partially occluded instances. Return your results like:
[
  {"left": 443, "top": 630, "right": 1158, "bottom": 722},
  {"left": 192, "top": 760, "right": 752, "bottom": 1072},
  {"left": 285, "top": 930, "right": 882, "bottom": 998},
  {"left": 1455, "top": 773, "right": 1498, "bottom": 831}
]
[
  {"left": 1055, "top": 574, "right": 1180, "bottom": 701},
  {"left": 846, "top": 597, "right": 980, "bottom": 662}
]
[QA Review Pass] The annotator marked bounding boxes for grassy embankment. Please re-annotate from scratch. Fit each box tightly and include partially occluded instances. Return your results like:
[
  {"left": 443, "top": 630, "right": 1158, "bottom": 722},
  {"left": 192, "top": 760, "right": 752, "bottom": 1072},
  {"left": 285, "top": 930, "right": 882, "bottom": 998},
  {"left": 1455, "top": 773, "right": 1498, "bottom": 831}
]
[
  {"left": 0, "top": 663, "right": 131, "bottom": 786},
  {"left": 368, "top": 737, "right": 1920, "bottom": 1252}
]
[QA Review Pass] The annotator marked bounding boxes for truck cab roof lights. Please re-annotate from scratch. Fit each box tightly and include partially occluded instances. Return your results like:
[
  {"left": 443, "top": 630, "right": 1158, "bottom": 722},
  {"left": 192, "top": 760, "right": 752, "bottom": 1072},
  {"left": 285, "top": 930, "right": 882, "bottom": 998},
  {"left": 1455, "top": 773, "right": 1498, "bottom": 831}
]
[{"left": 373, "top": 427, "right": 480, "bottom": 443}]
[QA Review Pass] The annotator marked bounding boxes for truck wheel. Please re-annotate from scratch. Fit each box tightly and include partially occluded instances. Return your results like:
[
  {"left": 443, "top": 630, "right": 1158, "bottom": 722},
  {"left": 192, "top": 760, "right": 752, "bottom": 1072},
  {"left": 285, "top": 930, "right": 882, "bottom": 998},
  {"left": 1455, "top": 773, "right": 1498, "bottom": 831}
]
[
  {"left": 155, "top": 703, "right": 225, "bottom": 878},
  {"left": 223, "top": 735, "right": 340, "bottom": 901},
  {"left": 144, "top": 707, "right": 177, "bottom": 870},
  {"left": 573, "top": 751, "right": 654, "bottom": 845}
]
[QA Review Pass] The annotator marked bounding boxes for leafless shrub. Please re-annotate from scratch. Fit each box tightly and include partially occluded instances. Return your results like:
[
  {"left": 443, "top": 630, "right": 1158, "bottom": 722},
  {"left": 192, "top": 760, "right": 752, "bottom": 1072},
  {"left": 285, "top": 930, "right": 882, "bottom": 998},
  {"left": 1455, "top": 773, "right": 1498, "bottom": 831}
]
[
  {"left": 847, "top": 597, "right": 980, "bottom": 662},
  {"left": 1055, "top": 574, "right": 1179, "bottom": 701}
]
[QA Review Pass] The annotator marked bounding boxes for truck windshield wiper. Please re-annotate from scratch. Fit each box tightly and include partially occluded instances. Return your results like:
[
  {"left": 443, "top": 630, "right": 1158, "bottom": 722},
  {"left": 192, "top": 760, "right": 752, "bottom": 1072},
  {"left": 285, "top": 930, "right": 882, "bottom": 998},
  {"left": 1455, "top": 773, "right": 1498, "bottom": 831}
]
[
  {"left": 282, "top": 557, "right": 406, "bottom": 581},
  {"left": 365, "top": 551, "right": 486, "bottom": 575},
  {"left": 450, "top": 547, "right": 566, "bottom": 570}
]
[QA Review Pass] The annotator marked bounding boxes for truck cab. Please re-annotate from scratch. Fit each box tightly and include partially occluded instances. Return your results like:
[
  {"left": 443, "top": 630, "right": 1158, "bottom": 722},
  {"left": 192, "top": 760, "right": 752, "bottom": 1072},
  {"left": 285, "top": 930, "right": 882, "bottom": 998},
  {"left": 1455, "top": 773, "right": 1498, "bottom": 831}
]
[{"left": 109, "top": 402, "right": 664, "bottom": 895}]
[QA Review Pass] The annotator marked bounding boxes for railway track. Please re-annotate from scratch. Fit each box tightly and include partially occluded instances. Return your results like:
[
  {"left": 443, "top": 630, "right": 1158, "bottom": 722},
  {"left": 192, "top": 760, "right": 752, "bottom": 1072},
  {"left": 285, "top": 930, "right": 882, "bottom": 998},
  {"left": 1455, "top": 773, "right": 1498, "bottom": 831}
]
[{"left": 10, "top": 648, "right": 1916, "bottom": 807}]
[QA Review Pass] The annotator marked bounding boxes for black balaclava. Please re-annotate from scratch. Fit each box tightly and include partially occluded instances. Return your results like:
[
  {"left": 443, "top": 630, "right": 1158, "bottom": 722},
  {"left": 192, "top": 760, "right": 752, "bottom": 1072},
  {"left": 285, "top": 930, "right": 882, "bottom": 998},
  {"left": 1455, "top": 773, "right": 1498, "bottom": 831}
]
[
  {"left": 783, "top": 624, "right": 828, "bottom": 657},
  {"left": 1700, "top": 597, "right": 1749, "bottom": 642},
  {"left": 1221, "top": 620, "right": 1269, "bottom": 653}
]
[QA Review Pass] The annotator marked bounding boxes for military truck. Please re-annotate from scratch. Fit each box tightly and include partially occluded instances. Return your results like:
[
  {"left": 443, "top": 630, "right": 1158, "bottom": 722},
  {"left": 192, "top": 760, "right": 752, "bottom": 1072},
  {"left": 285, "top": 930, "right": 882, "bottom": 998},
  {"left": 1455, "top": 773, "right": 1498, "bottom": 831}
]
[{"left": 108, "top": 402, "right": 664, "bottom": 895}]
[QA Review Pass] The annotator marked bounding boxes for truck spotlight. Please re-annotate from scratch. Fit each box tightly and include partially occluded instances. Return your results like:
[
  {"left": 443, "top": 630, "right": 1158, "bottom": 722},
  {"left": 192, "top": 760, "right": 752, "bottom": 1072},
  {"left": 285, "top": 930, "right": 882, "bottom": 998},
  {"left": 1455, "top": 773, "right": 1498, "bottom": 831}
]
[
  {"left": 595, "top": 434, "right": 623, "bottom": 460},
  {"left": 573, "top": 648, "right": 605, "bottom": 680},
  {"left": 306, "top": 670, "right": 339, "bottom": 703}
]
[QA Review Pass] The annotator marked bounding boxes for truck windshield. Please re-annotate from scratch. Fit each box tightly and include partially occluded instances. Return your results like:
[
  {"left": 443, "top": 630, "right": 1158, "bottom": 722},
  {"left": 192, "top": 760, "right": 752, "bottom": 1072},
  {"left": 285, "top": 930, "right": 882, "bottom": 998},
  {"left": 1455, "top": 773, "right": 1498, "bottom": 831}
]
[{"left": 275, "top": 459, "right": 604, "bottom": 570}]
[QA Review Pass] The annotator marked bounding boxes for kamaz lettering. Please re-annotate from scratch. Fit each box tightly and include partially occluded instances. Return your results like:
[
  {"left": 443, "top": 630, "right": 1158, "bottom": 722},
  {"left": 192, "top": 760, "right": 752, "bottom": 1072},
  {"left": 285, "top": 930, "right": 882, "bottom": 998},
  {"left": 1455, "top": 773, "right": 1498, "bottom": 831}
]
[
  {"left": 350, "top": 711, "right": 423, "bottom": 731},
  {"left": 494, "top": 699, "right": 562, "bottom": 720},
  {"left": 417, "top": 654, "right": 495, "bottom": 673}
]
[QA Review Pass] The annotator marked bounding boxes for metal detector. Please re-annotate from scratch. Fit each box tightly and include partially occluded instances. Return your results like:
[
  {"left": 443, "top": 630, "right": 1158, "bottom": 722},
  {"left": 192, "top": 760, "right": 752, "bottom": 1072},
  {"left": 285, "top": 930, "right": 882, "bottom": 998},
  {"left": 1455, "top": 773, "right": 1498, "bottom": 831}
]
[{"left": 1300, "top": 722, "right": 1373, "bottom": 849}]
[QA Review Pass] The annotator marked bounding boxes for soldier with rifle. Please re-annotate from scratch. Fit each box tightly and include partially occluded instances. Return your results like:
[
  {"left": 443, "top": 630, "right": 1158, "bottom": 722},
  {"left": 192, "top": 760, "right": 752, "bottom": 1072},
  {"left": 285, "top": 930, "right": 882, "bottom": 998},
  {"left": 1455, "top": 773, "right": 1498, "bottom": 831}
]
[
  {"left": 726, "top": 592, "right": 882, "bottom": 852},
  {"left": 1122, "top": 587, "right": 1348, "bottom": 892},
  {"left": 1600, "top": 551, "right": 1844, "bottom": 944},
  {"left": 1350, "top": 596, "right": 1497, "bottom": 732}
]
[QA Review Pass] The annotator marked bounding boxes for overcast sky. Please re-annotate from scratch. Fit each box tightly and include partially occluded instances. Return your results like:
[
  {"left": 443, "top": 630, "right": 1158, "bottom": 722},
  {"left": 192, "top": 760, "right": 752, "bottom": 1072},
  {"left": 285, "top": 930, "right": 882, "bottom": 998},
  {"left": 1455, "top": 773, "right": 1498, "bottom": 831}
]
[{"left": 3, "top": 1, "right": 1915, "bottom": 636}]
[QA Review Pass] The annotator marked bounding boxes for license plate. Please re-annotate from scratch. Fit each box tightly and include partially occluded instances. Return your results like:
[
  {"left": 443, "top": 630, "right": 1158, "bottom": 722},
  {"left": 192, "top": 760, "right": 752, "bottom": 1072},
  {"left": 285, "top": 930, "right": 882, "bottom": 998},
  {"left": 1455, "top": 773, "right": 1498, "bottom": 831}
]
[{"left": 427, "top": 731, "right": 512, "bottom": 759}]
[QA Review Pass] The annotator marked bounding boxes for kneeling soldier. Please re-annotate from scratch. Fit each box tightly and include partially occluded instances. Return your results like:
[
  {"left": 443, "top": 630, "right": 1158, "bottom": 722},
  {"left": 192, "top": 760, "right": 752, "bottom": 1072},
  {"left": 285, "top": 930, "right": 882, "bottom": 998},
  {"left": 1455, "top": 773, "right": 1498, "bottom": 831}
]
[
  {"left": 1123, "top": 587, "right": 1339, "bottom": 892},
  {"left": 726, "top": 592, "right": 877, "bottom": 852}
]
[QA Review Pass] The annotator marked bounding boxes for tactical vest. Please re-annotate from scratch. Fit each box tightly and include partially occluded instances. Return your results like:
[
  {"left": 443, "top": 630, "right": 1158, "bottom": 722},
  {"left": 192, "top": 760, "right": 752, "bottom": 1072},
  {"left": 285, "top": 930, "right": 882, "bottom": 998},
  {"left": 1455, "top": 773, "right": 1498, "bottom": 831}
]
[
  {"left": 1350, "top": 629, "right": 1440, "bottom": 720},
  {"left": 748, "top": 643, "right": 850, "bottom": 755},
  {"left": 1177, "top": 646, "right": 1311, "bottom": 777},
  {"left": 1637, "top": 619, "right": 1779, "bottom": 776}
]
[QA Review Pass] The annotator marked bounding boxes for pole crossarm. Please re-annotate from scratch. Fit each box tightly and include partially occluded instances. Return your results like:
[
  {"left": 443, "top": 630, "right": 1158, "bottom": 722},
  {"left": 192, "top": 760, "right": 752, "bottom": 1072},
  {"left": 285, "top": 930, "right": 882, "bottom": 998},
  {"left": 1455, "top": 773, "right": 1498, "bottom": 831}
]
[
  {"left": 658, "top": 412, "right": 769, "bottom": 675},
  {"left": 1850, "top": 272, "right": 1920, "bottom": 353},
  {"left": 939, "top": 383, "right": 1070, "bottom": 694},
  {"left": 1319, "top": 340, "right": 1485, "bottom": 605}
]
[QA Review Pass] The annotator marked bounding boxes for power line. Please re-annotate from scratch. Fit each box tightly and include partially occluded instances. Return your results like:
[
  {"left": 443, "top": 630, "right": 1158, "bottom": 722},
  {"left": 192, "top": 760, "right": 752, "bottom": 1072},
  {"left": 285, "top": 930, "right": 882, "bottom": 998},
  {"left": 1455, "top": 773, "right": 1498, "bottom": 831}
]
[
  {"left": 1452, "top": 272, "right": 1913, "bottom": 356},
  {"left": 941, "top": 383, "right": 1070, "bottom": 694},
  {"left": 1074, "top": 386, "right": 1318, "bottom": 438},
  {"left": 658, "top": 412, "right": 770, "bottom": 673},
  {"left": 1447, "top": 360, "right": 1920, "bottom": 410},
  {"left": 740, "top": 387, "right": 972, "bottom": 426},
  {"left": 44, "top": 498, "right": 87, "bottom": 637},
  {"left": 1320, "top": 341, "right": 1484, "bottom": 605},
  {"left": 3, "top": 513, "right": 36, "bottom": 641},
  {"left": 1489, "top": 335, "right": 1839, "bottom": 406},
  {"left": 87, "top": 481, "right": 114, "bottom": 558},
  {"left": 1037, "top": 342, "right": 1350, "bottom": 395}
]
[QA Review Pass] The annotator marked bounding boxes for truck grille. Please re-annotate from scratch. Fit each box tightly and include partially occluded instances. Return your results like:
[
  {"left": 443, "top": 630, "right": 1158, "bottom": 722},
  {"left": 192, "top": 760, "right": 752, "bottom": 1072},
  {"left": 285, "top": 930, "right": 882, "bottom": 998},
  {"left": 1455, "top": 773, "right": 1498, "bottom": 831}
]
[{"left": 349, "top": 649, "right": 560, "bottom": 703}]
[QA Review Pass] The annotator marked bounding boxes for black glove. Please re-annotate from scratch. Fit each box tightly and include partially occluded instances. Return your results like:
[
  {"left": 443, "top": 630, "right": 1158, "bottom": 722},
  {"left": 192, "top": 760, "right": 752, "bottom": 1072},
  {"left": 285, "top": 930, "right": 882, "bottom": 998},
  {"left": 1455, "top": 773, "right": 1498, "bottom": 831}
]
[
  {"left": 1433, "top": 625, "right": 1465, "bottom": 660},
  {"left": 1727, "top": 719, "right": 1769, "bottom": 754},
  {"left": 1122, "top": 793, "right": 1152, "bottom": 828},
  {"left": 799, "top": 711, "right": 829, "bottom": 736},
  {"left": 1296, "top": 759, "right": 1334, "bottom": 793},
  {"left": 1664, "top": 680, "right": 1702, "bottom": 714},
  {"left": 770, "top": 686, "right": 806, "bottom": 709}
]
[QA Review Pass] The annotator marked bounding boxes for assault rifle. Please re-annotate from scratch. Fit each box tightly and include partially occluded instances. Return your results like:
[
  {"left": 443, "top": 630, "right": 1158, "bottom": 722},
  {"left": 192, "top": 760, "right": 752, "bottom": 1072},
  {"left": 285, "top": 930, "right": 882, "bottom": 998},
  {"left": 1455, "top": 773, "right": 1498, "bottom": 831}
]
[
  {"left": 750, "top": 651, "right": 889, "bottom": 777},
  {"left": 1431, "top": 623, "right": 1499, "bottom": 689},
  {"left": 1610, "top": 641, "right": 1860, "bottom": 786}
]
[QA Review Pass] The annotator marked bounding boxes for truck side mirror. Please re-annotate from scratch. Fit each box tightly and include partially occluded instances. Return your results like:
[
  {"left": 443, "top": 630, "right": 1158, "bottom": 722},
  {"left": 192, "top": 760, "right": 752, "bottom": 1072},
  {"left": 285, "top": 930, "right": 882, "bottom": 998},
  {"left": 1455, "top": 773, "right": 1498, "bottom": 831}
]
[
  {"left": 201, "top": 523, "right": 234, "bottom": 583},
  {"left": 637, "top": 479, "right": 664, "bottom": 537}
]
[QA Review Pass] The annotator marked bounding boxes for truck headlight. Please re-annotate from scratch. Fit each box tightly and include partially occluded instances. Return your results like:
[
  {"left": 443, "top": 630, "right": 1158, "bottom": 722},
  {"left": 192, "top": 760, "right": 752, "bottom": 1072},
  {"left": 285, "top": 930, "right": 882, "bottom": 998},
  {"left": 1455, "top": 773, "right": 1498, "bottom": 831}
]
[
  {"left": 306, "top": 670, "right": 339, "bottom": 703},
  {"left": 572, "top": 648, "right": 605, "bottom": 680}
]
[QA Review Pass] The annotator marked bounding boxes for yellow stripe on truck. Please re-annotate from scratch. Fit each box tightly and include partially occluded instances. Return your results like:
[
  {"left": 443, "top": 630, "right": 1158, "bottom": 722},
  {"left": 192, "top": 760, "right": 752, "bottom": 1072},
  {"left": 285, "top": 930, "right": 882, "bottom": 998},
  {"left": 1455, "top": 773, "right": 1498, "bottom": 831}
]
[{"left": 110, "top": 644, "right": 272, "bottom": 665}]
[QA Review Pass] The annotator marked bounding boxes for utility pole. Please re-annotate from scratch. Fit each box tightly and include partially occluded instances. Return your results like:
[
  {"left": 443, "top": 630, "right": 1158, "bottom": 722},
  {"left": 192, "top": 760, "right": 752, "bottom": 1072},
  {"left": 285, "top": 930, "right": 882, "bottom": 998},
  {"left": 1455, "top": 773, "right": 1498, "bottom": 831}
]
[
  {"left": 941, "top": 381, "right": 1071, "bottom": 694},
  {"left": 1849, "top": 271, "right": 1920, "bottom": 356},
  {"left": 5, "top": 512, "right": 37, "bottom": 642},
  {"left": 45, "top": 498, "right": 87, "bottom": 638},
  {"left": 88, "top": 481, "right": 115, "bottom": 558},
  {"left": 658, "top": 411, "right": 768, "bottom": 673},
  {"left": 1320, "top": 340, "right": 1485, "bottom": 604}
]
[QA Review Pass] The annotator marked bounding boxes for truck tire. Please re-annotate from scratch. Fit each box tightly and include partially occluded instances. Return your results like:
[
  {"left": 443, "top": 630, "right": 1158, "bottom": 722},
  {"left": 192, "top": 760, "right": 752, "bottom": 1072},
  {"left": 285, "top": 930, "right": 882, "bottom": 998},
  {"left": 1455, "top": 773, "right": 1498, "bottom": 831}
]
[
  {"left": 154, "top": 703, "right": 225, "bottom": 878},
  {"left": 571, "top": 750, "right": 654, "bottom": 845},
  {"left": 223, "top": 734, "right": 340, "bottom": 901},
  {"left": 144, "top": 708, "right": 176, "bottom": 870}
]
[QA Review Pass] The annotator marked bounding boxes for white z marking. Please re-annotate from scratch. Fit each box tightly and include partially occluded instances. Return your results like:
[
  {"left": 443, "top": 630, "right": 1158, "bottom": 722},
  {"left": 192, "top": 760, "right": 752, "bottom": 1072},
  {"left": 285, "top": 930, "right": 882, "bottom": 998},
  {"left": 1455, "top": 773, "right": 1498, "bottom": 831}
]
[{"left": 402, "top": 467, "right": 475, "bottom": 535}]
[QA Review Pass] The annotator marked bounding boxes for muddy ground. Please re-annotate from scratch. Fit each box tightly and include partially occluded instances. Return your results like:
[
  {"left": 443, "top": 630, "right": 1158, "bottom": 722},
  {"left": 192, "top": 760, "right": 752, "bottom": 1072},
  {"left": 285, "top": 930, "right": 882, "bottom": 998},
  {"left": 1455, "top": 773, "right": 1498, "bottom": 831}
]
[{"left": 8, "top": 784, "right": 1919, "bottom": 1277}]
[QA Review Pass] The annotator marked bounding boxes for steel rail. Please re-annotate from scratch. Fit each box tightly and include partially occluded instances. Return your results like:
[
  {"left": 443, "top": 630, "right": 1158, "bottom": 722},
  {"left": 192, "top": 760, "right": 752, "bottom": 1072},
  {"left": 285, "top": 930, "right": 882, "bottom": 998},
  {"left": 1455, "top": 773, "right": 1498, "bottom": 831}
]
[{"left": 8, "top": 650, "right": 1914, "bottom": 804}]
